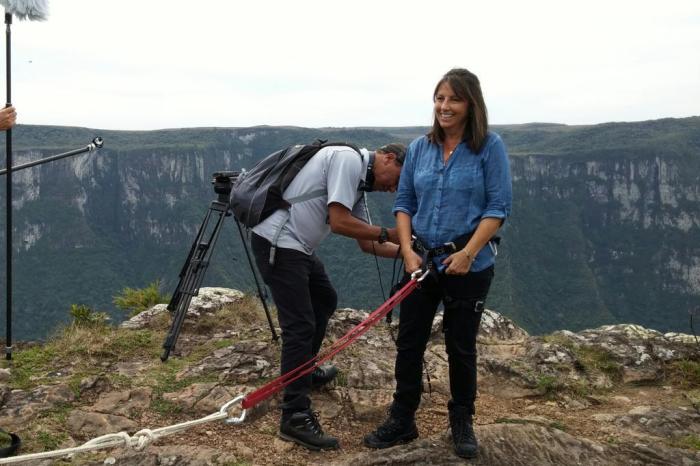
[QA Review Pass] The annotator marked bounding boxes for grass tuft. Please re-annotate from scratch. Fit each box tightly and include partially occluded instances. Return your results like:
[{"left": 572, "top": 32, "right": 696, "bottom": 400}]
[
  {"left": 672, "top": 434, "right": 700, "bottom": 451},
  {"left": 668, "top": 360, "right": 700, "bottom": 388}
]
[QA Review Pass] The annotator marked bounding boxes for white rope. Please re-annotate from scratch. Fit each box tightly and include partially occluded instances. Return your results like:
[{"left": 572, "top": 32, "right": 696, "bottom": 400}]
[{"left": 0, "top": 395, "right": 246, "bottom": 464}]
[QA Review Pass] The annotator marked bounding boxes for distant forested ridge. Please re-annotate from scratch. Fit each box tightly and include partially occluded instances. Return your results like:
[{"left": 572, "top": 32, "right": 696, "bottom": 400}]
[{"left": 1, "top": 117, "right": 699, "bottom": 339}]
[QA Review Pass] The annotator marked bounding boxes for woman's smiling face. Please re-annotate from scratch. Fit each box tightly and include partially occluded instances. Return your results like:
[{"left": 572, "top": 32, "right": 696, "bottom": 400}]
[{"left": 434, "top": 81, "right": 468, "bottom": 135}]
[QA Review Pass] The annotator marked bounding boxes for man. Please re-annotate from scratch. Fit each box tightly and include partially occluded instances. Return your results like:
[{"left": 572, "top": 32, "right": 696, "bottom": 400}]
[{"left": 250, "top": 143, "right": 406, "bottom": 451}]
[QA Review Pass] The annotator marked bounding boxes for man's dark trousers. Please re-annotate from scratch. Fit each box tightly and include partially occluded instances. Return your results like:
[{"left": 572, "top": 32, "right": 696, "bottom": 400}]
[{"left": 251, "top": 233, "right": 337, "bottom": 418}]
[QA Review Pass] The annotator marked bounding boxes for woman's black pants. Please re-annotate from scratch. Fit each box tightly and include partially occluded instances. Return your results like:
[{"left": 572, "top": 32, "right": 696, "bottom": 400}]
[{"left": 393, "top": 266, "right": 494, "bottom": 415}]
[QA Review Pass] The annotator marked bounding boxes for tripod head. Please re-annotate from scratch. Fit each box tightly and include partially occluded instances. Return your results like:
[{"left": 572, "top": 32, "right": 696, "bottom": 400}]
[{"left": 212, "top": 171, "right": 240, "bottom": 205}]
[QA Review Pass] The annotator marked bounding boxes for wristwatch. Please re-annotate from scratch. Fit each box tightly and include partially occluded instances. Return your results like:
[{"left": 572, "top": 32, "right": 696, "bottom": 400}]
[{"left": 378, "top": 227, "right": 389, "bottom": 244}]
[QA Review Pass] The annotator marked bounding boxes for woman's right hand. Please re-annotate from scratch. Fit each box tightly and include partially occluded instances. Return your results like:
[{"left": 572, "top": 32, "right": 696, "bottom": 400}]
[{"left": 404, "top": 250, "right": 423, "bottom": 274}]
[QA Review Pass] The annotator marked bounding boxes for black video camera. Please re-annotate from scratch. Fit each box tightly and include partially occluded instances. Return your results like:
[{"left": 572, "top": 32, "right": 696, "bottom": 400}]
[{"left": 212, "top": 171, "right": 240, "bottom": 204}]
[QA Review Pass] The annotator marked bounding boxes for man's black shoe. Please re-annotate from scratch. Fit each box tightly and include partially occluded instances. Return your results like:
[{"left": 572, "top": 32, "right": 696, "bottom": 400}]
[
  {"left": 279, "top": 410, "right": 339, "bottom": 451},
  {"left": 363, "top": 409, "right": 418, "bottom": 449},
  {"left": 311, "top": 364, "right": 338, "bottom": 388},
  {"left": 449, "top": 403, "right": 478, "bottom": 458}
]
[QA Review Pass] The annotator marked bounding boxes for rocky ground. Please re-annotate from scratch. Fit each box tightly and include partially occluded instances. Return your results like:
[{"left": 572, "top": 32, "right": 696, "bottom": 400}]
[{"left": 1, "top": 287, "right": 699, "bottom": 465}]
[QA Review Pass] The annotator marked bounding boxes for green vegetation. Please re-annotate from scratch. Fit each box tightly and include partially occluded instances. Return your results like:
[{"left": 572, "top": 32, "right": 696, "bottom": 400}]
[
  {"left": 672, "top": 434, "right": 700, "bottom": 451},
  {"left": 4, "top": 321, "right": 163, "bottom": 391},
  {"left": 536, "top": 374, "right": 564, "bottom": 397},
  {"left": 668, "top": 360, "right": 700, "bottom": 388},
  {"left": 36, "top": 430, "right": 68, "bottom": 451},
  {"left": 69, "top": 304, "right": 110, "bottom": 327},
  {"left": 542, "top": 334, "right": 575, "bottom": 350},
  {"left": 548, "top": 421, "right": 567, "bottom": 432},
  {"left": 5, "top": 344, "right": 57, "bottom": 389},
  {"left": 113, "top": 280, "right": 169, "bottom": 318},
  {"left": 543, "top": 334, "right": 622, "bottom": 380},
  {"left": 193, "top": 295, "right": 270, "bottom": 334},
  {"left": 335, "top": 369, "right": 348, "bottom": 387},
  {"left": 148, "top": 357, "right": 219, "bottom": 415},
  {"left": 574, "top": 345, "right": 622, "bottom": 380},
  {"left": 0, "top": 430, "right": 13, "bottom": 449}
]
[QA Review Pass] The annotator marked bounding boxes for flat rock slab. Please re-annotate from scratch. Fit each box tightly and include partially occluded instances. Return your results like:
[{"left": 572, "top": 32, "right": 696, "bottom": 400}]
[
  {"left": 67, "top": 410, "right": 138, "bottom": 439},
  {"left": 324, "top": 423, "right": 700, "bottom": 466}
]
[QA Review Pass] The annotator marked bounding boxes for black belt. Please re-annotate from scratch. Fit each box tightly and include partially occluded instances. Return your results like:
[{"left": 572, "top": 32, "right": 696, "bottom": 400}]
[{"left": 412, "top": 232, "right": 500, "bottom": 259}]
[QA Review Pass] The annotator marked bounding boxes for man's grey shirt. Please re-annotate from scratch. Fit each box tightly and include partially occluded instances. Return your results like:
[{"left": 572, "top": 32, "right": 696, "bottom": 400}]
[{"left": 252, "top": 146, "right": 370, "bottom": 255}]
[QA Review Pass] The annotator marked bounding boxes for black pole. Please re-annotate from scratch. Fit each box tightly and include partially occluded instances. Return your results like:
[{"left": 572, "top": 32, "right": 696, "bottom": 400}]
[
  {"left": 0, "top": 137, "right": 104, "bottom": 176},
  {"left": 4, "top": 11, "right": 12, "bottom": 361},
  {"left": 234, "top": 218, "right": 279, "bottom": 341}
]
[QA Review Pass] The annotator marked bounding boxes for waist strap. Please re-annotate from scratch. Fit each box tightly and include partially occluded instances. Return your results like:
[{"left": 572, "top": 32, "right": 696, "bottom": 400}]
[{"left": 412, "top": 232, "right": 501, "bottom": 259}]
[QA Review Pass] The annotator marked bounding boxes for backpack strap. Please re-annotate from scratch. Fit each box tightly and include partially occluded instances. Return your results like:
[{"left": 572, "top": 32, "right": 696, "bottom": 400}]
[{"left": 267, "top": 146, "right": 364, "bottom": 266}]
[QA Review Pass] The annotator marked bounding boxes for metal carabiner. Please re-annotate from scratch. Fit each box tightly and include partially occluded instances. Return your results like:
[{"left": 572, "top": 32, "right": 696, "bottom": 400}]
[
  {"left": 411, "top": 268, "right": 430, "bottom": 282},
  {"left": 222, "top": 395, "right": 248, "bottom": 425}
]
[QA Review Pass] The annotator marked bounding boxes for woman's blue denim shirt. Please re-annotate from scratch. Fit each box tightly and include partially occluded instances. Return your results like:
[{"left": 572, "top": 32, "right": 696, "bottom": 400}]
[{"left": 392, "top": 132, "right": 512, "bottom": 272}]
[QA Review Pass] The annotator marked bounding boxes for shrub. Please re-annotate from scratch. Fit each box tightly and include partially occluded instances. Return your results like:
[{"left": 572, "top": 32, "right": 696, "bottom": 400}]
[
  {"left": 536, "top": 374, "right": 564, "bottom": 396},
  {"left": 113, "top": 280, "right": 169, "bottom": 317},
  {"left": 669, "top": 359, "right": 700, "bottom": 388},
  {"left": 69, "top": 304, "right": 109, "bottom": 327}
]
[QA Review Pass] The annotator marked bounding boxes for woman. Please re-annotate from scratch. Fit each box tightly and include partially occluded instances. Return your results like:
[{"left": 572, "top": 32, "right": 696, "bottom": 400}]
[{"left": 364, "top": 68, "right": 512, "bottom": 459}]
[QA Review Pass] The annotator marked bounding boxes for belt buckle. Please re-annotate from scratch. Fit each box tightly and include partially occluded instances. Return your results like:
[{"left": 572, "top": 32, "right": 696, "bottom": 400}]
[
  {"left": 443, "top": 242, "right": 456, "bottom": 254},
  {"left": 411, "top": 235, "right": 425, "bottom": 254}
]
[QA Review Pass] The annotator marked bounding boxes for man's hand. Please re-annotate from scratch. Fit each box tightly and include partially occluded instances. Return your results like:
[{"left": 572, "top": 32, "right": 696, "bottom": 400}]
[{"left": 0, "top": 106, "right": 17, "bottom": 130}]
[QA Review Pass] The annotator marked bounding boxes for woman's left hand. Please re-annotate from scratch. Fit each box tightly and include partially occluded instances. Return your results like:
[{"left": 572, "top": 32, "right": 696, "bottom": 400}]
[{"left": 442, "top": 250, "right": 474, "bottom": 275}]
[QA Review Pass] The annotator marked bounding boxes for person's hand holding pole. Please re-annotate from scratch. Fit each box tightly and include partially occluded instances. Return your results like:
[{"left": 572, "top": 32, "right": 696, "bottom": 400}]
[{"left": 0, "top": 105, "right": 16, "bottom": 130}]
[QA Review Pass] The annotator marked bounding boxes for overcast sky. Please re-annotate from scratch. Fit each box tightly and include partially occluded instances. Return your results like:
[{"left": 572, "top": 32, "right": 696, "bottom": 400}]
[{"left": 4, "top": 0, "right": 699, "bottom": 130}]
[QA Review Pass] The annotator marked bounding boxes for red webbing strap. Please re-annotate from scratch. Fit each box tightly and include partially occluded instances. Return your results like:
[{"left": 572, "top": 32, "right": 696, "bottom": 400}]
[{"left": 241, "top": 277, "right": 420, "bottom": 409}]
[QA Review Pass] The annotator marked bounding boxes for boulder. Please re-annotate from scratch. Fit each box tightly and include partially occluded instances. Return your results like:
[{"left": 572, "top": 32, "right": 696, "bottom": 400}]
[
  {"left": 121, "top": 287, "right": 244, "bottom": 329},
  {"left": 67, "top": 410, "right": 138, "bottom": 439}
]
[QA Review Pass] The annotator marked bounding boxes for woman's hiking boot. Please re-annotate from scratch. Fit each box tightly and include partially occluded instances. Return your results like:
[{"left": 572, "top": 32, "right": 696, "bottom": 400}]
[
  {"left": 448, "top": 403, "right": 478, "bottom": 458},
  {"left": 279, "top": 410, "right": 339, "bottom": 451},
  {"left": 363, "top": 404, "right": 418, "bottom": 449}
]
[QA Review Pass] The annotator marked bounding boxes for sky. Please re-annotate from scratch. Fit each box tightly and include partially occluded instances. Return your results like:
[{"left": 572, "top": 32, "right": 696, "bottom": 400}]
[{"left": 4, "top": 0, "right": 699, "bottom": 131}]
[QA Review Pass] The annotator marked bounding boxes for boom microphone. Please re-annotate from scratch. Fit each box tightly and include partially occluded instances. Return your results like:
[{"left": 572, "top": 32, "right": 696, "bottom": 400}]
[
  {"left": 2, "top": 0, "right": 49, "bottom": 362},
  {"left": 0, "top": 0, "right": 49, "bottom": 21}
]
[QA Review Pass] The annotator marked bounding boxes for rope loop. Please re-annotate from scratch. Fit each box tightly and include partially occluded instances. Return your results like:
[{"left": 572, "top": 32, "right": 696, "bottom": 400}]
[
  {"left": 131, "top": 429, "right": 156, "bottom": 451},
  {"left": 83, "top": 432, "right": 131, "bottom": 449}
]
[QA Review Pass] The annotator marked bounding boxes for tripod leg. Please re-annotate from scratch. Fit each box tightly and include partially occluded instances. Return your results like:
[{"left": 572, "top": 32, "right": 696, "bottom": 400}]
[
  {"left": 234, "top": 219, "right": 279, "bottom": 341},
  {"left": 161, "top": 200, "right": 229, "bottom": 361}
]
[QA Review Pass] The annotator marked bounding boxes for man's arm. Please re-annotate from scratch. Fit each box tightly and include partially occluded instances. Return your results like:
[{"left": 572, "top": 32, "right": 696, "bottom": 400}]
[
  {"left": 328, "top": 202, "right": 399, "bottom": 242},
  {"left": 329, "top": 202, "right": 400, "bottom": 257},
  {"left": 356, "top": 239, "right": 400, "bottom": 258}
]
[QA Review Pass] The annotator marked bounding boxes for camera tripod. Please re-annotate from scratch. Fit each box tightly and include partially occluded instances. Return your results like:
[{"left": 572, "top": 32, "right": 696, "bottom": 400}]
[{"left": 160, "top": 171, "right": 278, "bottom": 362}]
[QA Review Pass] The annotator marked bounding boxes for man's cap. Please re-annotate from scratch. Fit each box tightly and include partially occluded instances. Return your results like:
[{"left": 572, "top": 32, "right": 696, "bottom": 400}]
[{"left": 378, "top": 143, "right": 407, "bottom": 165}]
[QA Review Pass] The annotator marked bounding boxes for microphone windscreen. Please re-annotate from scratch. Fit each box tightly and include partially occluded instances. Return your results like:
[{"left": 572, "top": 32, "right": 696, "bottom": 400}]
[{"left": 0, "top": 0, "right": 49, "bottom": 21}]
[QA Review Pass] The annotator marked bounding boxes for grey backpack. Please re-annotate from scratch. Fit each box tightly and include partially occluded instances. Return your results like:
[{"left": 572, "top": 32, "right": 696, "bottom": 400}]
[{"left": 230, "top": 140, "right": 360, "bottom": 228}]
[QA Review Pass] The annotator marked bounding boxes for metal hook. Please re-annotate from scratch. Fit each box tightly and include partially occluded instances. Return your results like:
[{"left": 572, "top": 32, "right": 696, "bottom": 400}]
[
  {"left": 221, "top": 395, "right": 248, "bottom": 425},
  {"left": 411, "top": 269, "right": 430, "bottom": 282}
]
